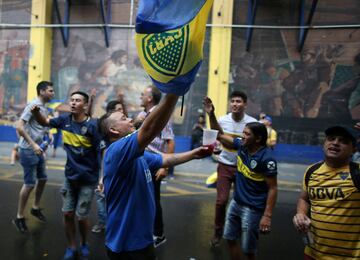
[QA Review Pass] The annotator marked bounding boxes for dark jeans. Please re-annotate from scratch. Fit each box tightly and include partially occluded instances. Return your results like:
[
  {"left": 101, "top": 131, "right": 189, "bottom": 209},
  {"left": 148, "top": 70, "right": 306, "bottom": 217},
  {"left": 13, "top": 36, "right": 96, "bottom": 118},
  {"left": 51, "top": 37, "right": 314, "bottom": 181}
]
[
  {"left": 106, "top": 245, "right": 156, "bottom": 260},
  {"left": 214, "top": 162, "right": 236, "bottom": 238},
  {"left": 152, "top": 176, "right": 163, "bottom": 237}
]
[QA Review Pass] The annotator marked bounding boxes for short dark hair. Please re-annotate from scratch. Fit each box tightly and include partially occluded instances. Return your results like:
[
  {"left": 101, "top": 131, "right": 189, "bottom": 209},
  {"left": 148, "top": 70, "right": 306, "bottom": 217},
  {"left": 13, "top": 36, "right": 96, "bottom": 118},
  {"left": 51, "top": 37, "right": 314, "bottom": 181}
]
[
  {"left": 98, "top": 111, "right": 113, "bottom": 141},
  {"left": 149, "top": 86, "right": 162, "bottom": 105},
  {"left": 36, "top": 81, "right": 53, "bottom": 95},
  {"left": 230, "top": 90, "right": 247, "bottom": 103},
  {"left": 106, "top": 100, "right": 128, "bottom": 116},
  {"left": 246, "top": 122, "right": 268, "bottom": 147},
  {"left": 71, "top": 91, "right": 89, "bottom": 103}
]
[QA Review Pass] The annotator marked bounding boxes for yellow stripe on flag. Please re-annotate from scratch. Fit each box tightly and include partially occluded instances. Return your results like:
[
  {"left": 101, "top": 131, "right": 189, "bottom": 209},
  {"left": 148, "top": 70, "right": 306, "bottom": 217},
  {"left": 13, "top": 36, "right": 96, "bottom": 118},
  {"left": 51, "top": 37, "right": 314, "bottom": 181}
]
[{"left": 135, "top": 0, "right": 213, "bottom": 84}]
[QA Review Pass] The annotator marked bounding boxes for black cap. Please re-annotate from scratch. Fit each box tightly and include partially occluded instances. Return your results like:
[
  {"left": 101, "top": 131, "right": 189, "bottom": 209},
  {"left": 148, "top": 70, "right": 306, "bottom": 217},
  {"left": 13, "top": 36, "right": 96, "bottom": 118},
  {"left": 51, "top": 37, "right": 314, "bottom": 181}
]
[{"left": 324, "top": 126, "right": 357, "bottom": 146}]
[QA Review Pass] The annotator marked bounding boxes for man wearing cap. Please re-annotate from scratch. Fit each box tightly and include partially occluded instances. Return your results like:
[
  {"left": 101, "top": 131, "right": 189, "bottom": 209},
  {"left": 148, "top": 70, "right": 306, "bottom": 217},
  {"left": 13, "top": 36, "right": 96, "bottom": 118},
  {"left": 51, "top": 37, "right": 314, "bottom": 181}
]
[
  {"left": 261, "top": 116, "right": 277, "bottom": 149},
  {"left": 293, "top": 125, "right": 360, "bottom": 260}
]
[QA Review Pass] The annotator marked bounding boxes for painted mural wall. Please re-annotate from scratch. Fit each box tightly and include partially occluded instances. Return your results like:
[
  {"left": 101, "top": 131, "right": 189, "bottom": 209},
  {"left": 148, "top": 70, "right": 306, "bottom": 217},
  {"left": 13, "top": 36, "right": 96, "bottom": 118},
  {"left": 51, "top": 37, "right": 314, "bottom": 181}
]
[
  {"left": 0, "top": 0, "right": 359, "bottom": 145},
  {"left": 229, "top": 0, "right": 360, "bottom": 144},
  {"left": 0, "top": 1, "right": 30, "bottom": 123},
  {"left": 50, "top": 1, "right": 210, "bottom": 136}
]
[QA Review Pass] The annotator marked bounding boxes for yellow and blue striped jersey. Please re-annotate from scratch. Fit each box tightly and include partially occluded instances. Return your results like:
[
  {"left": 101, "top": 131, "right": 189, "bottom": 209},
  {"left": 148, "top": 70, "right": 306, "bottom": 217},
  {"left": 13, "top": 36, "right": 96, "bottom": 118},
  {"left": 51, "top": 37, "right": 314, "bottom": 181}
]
[
  {"left": 233, "top": 138, "right": 278, "bottom": 211},
  {"left": 304, "top": 162, "right": 360, "bottom": 260},
  {"left": 49, "top": 114, "right": 104, "bottom": 184}
]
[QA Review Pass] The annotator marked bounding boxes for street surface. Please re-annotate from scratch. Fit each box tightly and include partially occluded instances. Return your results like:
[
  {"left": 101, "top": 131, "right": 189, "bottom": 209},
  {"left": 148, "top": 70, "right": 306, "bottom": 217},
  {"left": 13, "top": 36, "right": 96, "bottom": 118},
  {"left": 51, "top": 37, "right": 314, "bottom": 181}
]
[{"left": 0, "top": 143, "right": 310, "bottom": 259}]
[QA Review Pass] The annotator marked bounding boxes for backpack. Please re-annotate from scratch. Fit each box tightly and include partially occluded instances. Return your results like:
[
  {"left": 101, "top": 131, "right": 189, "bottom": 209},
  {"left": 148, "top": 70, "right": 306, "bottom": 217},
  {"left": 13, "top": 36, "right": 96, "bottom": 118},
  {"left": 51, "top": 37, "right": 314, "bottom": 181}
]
[{"left": 305, "top": 161, "right": 360, "bottom": 191}]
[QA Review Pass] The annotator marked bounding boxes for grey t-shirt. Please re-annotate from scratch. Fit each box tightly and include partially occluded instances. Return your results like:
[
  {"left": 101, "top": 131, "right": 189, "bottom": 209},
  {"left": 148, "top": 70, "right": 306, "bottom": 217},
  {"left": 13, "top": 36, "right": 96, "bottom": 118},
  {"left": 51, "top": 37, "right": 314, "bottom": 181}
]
[{"left": 18, "top": 98, "right": 49, "bottom": 149}]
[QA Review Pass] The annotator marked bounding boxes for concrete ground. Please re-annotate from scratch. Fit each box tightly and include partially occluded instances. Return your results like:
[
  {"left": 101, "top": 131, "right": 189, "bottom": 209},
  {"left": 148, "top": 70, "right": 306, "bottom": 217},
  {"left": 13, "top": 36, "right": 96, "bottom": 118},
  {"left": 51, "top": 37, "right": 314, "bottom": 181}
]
[{"left": 0, "top": 142, "right": 310, "bottom": 260}]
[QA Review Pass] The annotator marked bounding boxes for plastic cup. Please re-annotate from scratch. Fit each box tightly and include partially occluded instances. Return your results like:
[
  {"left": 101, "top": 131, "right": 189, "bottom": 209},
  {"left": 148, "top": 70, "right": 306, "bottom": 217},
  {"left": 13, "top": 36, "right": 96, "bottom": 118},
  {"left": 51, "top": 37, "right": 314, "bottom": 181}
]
[{"left": 203, "top": 129, "right": 219, "bottom": 145}]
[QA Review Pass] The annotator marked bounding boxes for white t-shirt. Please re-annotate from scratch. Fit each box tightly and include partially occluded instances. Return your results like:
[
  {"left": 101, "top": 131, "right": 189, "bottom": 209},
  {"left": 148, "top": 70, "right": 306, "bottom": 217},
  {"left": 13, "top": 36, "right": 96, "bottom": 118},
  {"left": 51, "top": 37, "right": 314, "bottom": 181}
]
[{"left": 218, "top": 113, "right": 257, "bottom": 166}]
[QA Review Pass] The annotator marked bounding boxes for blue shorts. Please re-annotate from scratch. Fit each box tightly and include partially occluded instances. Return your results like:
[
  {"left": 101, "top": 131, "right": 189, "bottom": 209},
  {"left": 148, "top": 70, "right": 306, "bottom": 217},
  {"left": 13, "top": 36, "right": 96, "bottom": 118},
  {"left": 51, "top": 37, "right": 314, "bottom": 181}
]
[
  {"left": 19, "top": 148, "right": 47, "bottom": 187},
  {"left": 223, "top": 199, "right": 263, "bottom": 254},
  {"left": 60, "top": 179, "right": 95, "bottom": 219}
]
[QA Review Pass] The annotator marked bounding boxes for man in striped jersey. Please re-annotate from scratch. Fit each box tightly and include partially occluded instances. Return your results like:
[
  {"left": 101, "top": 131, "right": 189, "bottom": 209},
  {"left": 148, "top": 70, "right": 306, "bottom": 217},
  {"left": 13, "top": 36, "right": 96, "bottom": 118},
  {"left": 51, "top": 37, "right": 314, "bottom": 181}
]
[
  {"left": 32, "top": 91, "right": 104, "bottom": 260},
  {"left": 293, "top": 125, "right": 360, "bottom": 260},
  {"left": 209, "top": 91, "right": 257, "bottom": 247}
]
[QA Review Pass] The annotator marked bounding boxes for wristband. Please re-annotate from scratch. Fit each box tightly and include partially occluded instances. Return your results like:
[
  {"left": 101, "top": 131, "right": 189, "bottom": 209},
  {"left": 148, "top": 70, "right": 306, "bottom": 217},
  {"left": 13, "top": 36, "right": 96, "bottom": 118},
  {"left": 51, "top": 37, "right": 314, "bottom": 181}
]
[{"left": 263, "top": 214, "right": 272, "bottom": 219}]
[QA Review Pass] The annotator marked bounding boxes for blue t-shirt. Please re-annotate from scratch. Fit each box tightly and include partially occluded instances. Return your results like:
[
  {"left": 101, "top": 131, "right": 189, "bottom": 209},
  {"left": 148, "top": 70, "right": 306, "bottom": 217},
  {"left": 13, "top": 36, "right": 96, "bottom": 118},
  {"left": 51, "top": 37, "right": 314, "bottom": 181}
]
[
  {"left": 233, "top": 138, "right": 278, "bottom": 211},
  {"left": 49, "top": 114, "right": 103, "bottom": 184},
  {"left": 104, "top": 131, "right": 163, "bottom": 253}
]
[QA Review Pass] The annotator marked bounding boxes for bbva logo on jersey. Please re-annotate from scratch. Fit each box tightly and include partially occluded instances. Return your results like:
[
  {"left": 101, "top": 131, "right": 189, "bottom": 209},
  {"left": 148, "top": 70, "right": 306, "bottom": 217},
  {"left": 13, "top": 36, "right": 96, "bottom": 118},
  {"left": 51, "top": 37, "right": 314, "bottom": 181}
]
[{"left": 308, "top": 187, "right": 345, "bottom": 200}]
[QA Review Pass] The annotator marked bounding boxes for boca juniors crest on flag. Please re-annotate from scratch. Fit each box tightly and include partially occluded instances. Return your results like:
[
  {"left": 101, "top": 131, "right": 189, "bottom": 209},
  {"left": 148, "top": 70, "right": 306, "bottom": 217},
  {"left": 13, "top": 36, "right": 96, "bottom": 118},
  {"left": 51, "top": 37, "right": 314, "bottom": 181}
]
[{"left": 135, "top": 0, "right": 214, "bottom": 95}]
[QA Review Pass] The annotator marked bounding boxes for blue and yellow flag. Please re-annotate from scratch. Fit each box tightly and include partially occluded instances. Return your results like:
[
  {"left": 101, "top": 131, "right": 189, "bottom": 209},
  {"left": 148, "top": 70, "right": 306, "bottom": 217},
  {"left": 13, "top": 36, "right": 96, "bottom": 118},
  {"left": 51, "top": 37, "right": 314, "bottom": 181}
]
[{"left": 135, "top": 0, "right": 213, "bottom": 95}]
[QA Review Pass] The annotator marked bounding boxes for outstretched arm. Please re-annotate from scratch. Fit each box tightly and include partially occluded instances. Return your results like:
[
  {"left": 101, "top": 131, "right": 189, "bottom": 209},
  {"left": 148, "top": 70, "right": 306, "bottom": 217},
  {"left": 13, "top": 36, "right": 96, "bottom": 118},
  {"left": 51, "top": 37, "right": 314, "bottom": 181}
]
[
  {"left": 203, "top": 97, "right": 235, "bottom": 149},
  {"left": 31, "top": 105, "right": 50, "bottom": 126},
  {"left": 137, "top": 93, "right": 179, "bottom": 150},
  {"left": 161, "top": 146, "right": 211, "bottom": 168}
]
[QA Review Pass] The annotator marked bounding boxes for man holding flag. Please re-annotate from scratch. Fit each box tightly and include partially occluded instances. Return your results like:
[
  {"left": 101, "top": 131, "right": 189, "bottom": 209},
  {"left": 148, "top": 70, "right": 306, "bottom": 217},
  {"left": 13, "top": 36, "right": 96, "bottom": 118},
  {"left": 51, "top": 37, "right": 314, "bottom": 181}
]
[
  {"left": 99, "top": 0, "right": 214, "bottom": 259},
  {"left": 135, "top": 0, "right": 213, "bottom": 96}
]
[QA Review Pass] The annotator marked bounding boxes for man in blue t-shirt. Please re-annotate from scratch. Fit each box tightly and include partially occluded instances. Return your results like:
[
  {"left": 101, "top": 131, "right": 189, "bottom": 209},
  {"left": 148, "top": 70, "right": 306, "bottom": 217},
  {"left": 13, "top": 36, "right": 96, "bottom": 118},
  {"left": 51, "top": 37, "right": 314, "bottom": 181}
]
[
  {"left": 32, "top": 91, "right": 104, "bottom": 260},
  {"left": 204, "top": 97, "right": 278, "bottom": 260},
  {"left": 99, "top": 92, "right": 210, "bottom": 260}
]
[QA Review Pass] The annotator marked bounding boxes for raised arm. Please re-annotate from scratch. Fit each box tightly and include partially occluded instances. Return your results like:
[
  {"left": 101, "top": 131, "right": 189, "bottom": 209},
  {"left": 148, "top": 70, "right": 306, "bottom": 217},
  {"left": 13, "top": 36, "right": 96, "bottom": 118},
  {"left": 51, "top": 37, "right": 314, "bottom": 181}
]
[
  {"left": 86, "top": 88, "right": 97, "bottom": 117},
  {"left": 31, "top": 105, "right": 50, "bottom": 126},
  {"left": 15, "top": 119, "right": 43, "bottom": 155},
  {"left": 203, "top": 96, "right": 235, "bottom": 149},
  {"left": 137, "top": 93, "right": 179, "bottom": 150},
  {"left": 203, "top": 97, "right": 223, "bottom": 134}
]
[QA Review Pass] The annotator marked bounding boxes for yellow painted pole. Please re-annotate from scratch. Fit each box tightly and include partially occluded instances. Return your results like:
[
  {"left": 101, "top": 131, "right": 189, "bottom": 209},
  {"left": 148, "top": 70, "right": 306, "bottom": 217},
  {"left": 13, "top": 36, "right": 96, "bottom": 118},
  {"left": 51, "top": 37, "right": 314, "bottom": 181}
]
[
  {"left": 207, "top": 0, "right": 234, "bottom": 118},
  {"left": 27, "top": 0, "right": 53, "bottom": 102}
]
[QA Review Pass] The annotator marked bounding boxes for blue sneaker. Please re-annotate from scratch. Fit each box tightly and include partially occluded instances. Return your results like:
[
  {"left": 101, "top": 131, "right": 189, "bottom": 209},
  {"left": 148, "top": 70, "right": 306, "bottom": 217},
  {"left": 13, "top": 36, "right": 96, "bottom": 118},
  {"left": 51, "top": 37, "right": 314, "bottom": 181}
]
[
  {"left": 63, "top": 248, "right": 77, "bottom": 260},
  {"left": 79, "top": 243, "right": 90, "bottom": 259}
]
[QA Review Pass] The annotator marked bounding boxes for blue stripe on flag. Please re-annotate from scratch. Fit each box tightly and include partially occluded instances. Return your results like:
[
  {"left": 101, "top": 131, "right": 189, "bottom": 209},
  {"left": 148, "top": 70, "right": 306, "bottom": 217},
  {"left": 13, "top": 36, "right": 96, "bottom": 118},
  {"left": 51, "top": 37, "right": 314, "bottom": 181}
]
[
  {"left": 149, "top": 61, "right": 202, "bottom": 95},
  {"left": 136, "top": 0, "right": 207, "bottom": 33}
]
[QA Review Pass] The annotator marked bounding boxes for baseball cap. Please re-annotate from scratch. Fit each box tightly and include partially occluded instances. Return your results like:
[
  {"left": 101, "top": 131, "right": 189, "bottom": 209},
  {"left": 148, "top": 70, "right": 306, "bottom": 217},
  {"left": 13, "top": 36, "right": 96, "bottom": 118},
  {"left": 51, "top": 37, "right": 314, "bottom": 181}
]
[
  {"left": 324, "top": 125, "right": 357, "bottom": 146},
  {"left": 264, "top": 116, "right": 272, "bottom": 124}
]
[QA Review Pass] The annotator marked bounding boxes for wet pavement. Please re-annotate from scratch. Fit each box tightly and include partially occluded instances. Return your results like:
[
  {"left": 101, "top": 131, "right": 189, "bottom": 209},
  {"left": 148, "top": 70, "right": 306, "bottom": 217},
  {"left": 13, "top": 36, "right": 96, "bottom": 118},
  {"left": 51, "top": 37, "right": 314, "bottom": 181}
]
[{"left": 0, "top": 142, "right": 308, "bottom": 260}]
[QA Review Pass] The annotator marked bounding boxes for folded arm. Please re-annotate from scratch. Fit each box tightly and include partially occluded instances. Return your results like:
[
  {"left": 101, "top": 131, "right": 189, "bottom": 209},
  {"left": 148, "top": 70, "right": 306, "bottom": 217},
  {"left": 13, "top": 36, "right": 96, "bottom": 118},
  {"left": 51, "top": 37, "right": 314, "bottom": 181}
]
[
  {"left": 15, "top": 119, "right": 42, "bottom": 155},
  {"left": 31, "top": 105, "right": 50, "bottom": 126}
]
